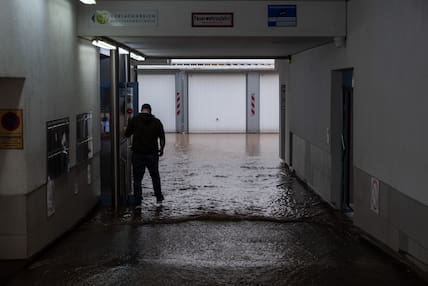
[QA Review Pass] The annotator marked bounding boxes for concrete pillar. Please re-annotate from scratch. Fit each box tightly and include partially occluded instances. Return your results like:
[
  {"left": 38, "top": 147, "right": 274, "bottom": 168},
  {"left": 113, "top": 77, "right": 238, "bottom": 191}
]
[
  {"left": 175, "top": 71, "right": 188, "bottom": 133},
  {"left": 246, "top": 73, "right": 260, "bottom": 133}
]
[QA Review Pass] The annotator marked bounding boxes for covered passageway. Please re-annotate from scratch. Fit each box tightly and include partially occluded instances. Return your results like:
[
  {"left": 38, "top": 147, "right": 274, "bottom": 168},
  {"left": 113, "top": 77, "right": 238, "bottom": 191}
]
[{"left": 1, "top": 0, "right": 428, "bottom": 285}]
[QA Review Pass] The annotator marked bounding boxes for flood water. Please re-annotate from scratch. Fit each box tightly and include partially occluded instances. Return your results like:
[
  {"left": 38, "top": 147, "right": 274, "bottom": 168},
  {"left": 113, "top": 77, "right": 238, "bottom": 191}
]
[
  {"left": 102, "top": 133, "right": 326, "bottom": 224},
  {"left": 6, "top": 134, "right": 427, "bottom": 286}
]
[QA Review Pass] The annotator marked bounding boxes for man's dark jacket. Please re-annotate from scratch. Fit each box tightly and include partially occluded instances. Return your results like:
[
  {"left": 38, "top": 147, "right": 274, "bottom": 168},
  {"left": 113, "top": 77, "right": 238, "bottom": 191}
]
[{"left": 125, "top": 113, "right": 165, "bottom": 155}]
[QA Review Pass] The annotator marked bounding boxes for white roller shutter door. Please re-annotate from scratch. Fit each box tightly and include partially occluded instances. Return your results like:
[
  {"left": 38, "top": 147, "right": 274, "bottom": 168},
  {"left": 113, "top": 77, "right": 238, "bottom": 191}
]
[
  {"left": 260, "top": 73, "right": 279, "bottom": 133},
  {"left": 188, "top": 73, "right": 246, "bottom": 133},
  {"left": 137, "top": 74, "right": 176, "bottom": 132}
]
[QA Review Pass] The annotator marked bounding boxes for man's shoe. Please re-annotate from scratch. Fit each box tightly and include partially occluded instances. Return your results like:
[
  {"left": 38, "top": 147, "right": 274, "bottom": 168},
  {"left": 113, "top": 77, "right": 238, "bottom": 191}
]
[{"left": 156, "top": 195, "right": 164, "bottom": 204}]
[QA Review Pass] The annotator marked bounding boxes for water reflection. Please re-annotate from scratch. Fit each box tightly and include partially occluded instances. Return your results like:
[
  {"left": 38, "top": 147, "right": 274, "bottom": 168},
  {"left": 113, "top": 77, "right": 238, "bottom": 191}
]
[{"left": 245, "top": 133, "right": 260, "bottom": 156}]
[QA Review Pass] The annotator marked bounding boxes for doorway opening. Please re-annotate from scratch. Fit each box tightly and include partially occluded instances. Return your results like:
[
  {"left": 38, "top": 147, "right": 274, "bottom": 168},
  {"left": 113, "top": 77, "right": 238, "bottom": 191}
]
[
  {"left": 341, "top": 69, "right": 354, "bottom": 214},
  {"left": 331, "top": 68, "right": 354, "bottom": 217}
]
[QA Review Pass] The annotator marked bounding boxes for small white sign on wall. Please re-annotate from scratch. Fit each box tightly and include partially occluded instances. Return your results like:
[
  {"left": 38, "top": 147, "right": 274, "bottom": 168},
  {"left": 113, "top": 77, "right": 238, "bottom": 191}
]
[
  {"left": 370, "top": 177, "right": 380, "bottom": 214},
  {"left": 192, "top": 13, "right": 234, "bottom": 27},
  {"left": 47, "top": 177, "right": 55, "bottom": 217},
  {"left": 87, "top": 164, "right": 92, "bottom": 185}
]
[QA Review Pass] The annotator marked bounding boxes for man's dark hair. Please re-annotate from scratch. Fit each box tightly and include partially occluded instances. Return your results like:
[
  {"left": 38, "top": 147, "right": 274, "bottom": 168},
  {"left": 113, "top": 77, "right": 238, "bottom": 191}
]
[{"left": 141, "top": 103, "right": 152, "bottom": 113}]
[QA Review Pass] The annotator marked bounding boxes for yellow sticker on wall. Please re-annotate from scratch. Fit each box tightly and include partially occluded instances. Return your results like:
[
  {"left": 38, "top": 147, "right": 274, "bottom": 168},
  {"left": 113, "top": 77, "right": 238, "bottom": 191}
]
[{"left": 0, "top": 109, "right": 23, "bottom": 149}]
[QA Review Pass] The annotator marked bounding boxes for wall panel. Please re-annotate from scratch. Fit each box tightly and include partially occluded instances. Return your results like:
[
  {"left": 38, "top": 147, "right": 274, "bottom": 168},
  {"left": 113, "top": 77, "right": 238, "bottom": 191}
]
[
  {"left": 260, "top": 73, "right": 279, "bottom": 132},
  {"left": 138, "top": 73, "right": 176, "bottom": 132},
  {"left": 188, "top": 73, "right": 246, "bottom": 133}
]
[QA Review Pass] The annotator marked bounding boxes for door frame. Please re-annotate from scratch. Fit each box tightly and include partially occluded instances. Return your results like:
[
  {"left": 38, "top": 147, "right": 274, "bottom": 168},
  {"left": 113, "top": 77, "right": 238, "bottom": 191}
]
[{"left": 330, "top": 68, "right": 354, "bottom": 212}]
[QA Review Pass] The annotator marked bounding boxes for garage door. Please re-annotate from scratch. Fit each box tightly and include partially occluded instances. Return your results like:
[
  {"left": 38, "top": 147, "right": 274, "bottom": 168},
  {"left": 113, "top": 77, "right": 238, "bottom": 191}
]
[
  {"left": 188, "top": 73, "right": 246, "bottom": 133},
  {"left": 137, "top": 74, "right": 176, "bottom": 132},
  {"left": 260, "top": 73, "right": 279, "bottom": 133}
]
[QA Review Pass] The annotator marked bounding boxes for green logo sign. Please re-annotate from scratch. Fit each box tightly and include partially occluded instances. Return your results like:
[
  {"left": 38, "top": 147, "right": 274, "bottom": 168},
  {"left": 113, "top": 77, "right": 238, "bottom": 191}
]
[{"left": 93, "top": 10, "right": 110, "bottom": 25}]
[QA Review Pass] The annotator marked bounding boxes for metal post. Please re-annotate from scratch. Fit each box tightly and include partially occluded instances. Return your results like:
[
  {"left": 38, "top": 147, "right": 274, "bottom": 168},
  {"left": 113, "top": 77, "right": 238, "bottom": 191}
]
[
  {"left": 110, "top": 49, "right": 120, "bottom": 210},
  {"left": 126, "top": 53, "right": 131, "bottom": 82},
  {"left": 124, "top": 53, "right": 132, "bottom": 200}
]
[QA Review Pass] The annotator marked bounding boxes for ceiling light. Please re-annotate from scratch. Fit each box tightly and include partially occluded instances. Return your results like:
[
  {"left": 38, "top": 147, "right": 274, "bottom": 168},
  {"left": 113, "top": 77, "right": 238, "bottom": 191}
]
[
  {"left": 170, "top": 59, "right": 275, "bottom": 65},
  {"left": 80, "top": 0, "right": 96, "bottom": 4},
  {"left": 137, "top": 64, "right": 274, "bottom": 71},
  {"left": 92, "top": 40, "right": 116, "bottom": 50},
  {"left": 130, "top": 52, "right": 145, "bottom": 61},
  {"left": 119, "top": 47, "right": 129, "bottom": 55}
]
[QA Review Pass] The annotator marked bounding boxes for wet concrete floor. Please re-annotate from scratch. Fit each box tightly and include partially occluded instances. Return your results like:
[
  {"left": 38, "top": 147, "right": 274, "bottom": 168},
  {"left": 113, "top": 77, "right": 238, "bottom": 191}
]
[{"left": 5, "top": 134, "right": 428, "bottom": 285}]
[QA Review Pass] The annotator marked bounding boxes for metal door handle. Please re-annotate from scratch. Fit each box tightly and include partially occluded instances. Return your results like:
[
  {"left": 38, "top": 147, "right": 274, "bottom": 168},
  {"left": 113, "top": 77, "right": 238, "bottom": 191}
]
[{"left": 341, "top": 134, "right": 346, "bottom": 151}]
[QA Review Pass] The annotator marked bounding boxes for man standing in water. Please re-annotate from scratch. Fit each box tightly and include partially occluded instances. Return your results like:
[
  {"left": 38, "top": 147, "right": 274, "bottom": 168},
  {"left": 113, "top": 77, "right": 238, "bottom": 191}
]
[{"left": 125, "top": 103, "right": 165, "bottom": 207}]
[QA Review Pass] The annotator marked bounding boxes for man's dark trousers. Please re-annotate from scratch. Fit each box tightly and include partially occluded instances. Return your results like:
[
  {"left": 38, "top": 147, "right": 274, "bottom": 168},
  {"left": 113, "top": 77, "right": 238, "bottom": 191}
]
[{"left": 132, "top": 152, "right": 162, "bottom": 204}]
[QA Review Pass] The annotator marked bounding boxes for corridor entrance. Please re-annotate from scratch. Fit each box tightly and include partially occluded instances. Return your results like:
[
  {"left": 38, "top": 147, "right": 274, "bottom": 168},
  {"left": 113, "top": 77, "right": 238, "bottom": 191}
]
[{"left": 81, "top": 0, "right": 348, "bottom": 209}]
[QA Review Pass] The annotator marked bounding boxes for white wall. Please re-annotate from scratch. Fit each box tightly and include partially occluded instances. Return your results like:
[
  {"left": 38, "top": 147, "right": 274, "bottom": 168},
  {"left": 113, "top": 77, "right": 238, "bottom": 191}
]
[
  {"left": 280, "top": 0, "right": 428, "bottom": 265},
  {"left": 285, "top": 0, "right": 428, "bottom": 207},
  {"left": 0, "top": 0, "right": 100, "bottom": 195},
  {"left": 289, "top": 44, "right": 346, "bottom": 153},
  {"left": 137, "top": 73, "right": 176, "bottom": 132},
  {"left": 347, "top": 0, "right": 428, "bottom": 206},
  {"left": 260, "top": 73, "right": 279, "bottom": 133},
  {"left": 188, "top": 73, "right": 246, "bottom": 133},
  {"left": 0, "top": 0, "right": 100, "bottom": 259}
]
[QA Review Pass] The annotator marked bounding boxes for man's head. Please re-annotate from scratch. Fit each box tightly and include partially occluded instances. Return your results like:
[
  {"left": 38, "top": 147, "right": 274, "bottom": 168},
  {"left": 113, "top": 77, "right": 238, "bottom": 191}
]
[{"left": 141, "top": 103, "right": 152, "bottom": 114}]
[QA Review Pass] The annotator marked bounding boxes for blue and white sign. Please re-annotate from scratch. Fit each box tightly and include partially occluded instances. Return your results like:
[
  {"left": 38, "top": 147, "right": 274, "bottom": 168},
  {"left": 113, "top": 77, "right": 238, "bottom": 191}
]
[{"left": 268, "top": 5, "right": 297, "bottom": 27}]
